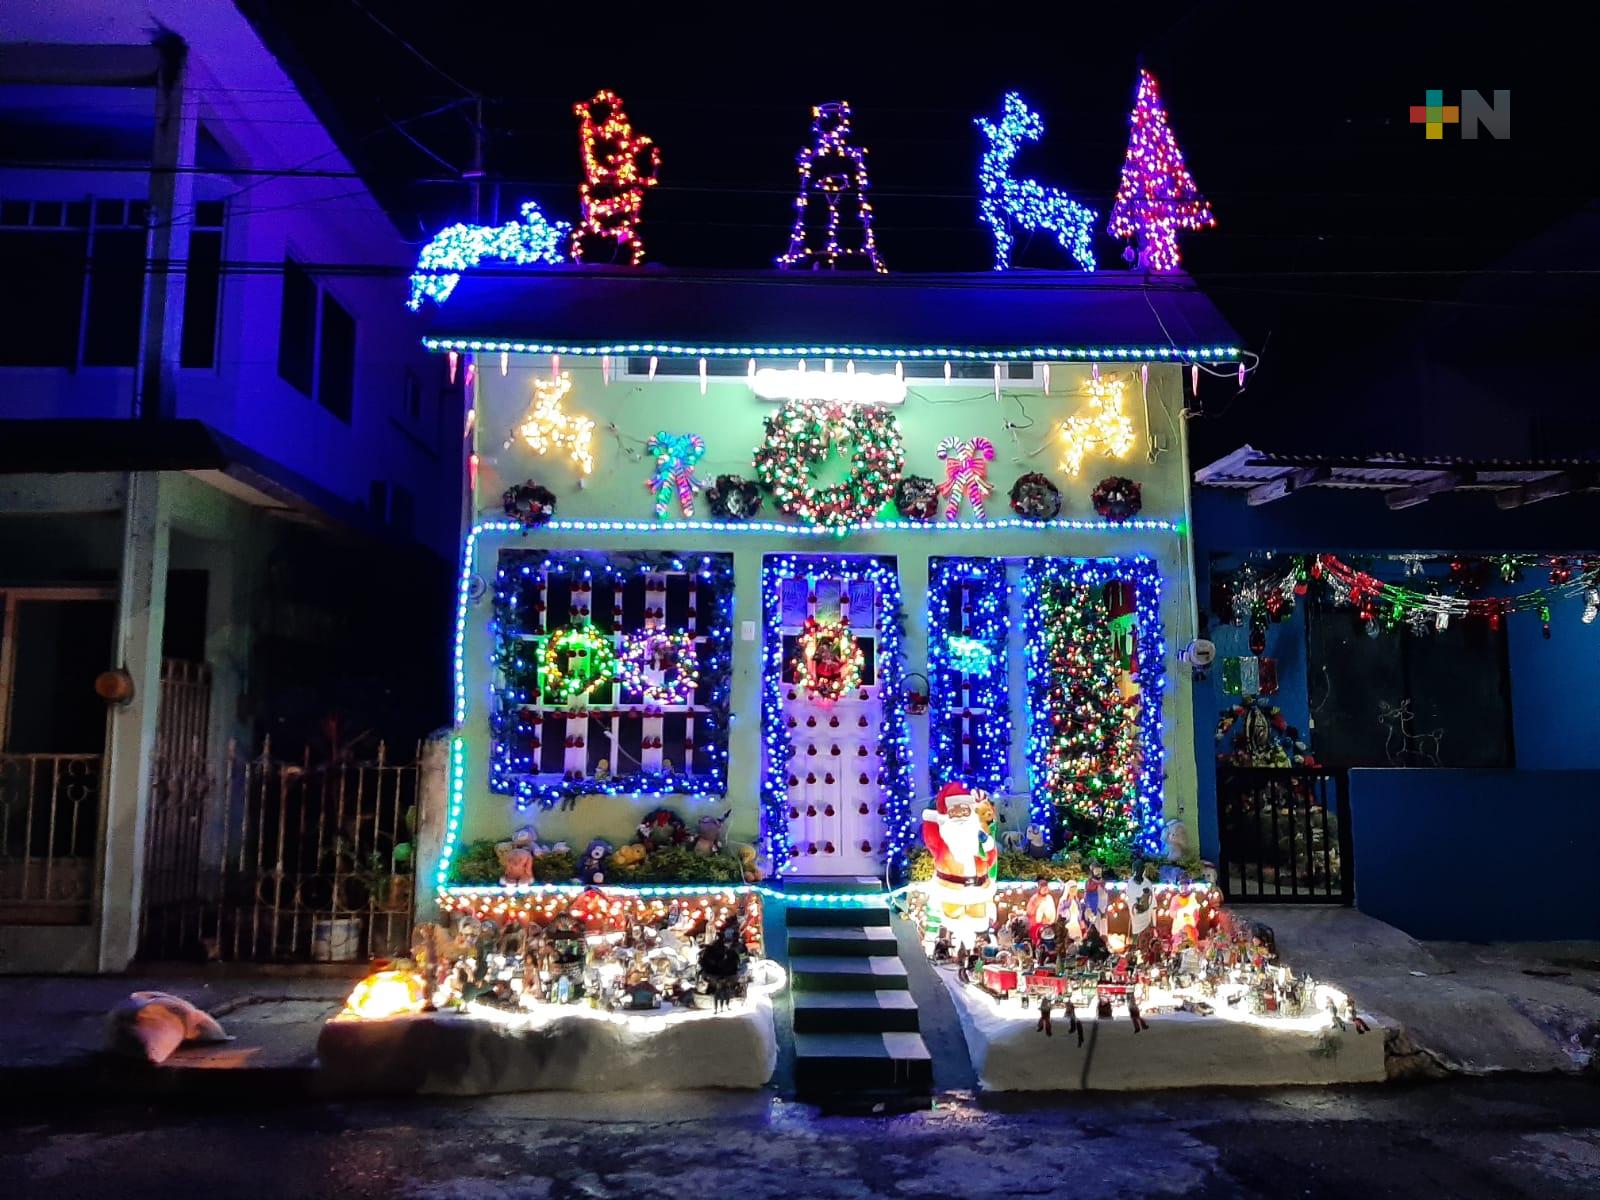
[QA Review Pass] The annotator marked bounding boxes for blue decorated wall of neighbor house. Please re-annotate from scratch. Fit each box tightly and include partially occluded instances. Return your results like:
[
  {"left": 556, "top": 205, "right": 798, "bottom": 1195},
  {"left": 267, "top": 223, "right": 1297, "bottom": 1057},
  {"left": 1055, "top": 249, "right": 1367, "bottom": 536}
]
[
  {"left": 420, "top": 268, "right": 1243, "bottom": 894},
  {"left": 1188, "top": 486, "right": 1600, "bottom": 941}
]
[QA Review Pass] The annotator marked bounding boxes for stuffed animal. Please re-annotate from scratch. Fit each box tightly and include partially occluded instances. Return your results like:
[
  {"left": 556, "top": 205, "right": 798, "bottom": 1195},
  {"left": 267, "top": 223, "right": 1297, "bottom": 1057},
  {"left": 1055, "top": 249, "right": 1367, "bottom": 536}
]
[
  {"left": 736, "top": 843, "right": 763, "bottom": 882},
  {"left": 692, "top": 809, "right": 732, "bottom": 856},
  {"left": 637, "top": 807, "right": 687, "bottom": 850},
  {"left": 612, "top": 842, "right": 647, "bottom": 869},
  {"left": 495, "top": 827, "right": 538, "bottom": 885},
  {"left": 105, "top": 991, "right": 230, "bottom": 1064},
  {"left": 578, "top": 838, "right": 612, "bottom": 885},
  {"left": 1023, "top": 824, "right": 1052, "bottom": 860}
]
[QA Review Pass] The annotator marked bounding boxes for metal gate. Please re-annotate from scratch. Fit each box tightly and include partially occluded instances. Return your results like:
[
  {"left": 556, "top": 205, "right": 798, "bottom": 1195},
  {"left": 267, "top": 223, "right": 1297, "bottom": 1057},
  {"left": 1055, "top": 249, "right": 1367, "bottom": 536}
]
[
  {"left": 141, "top": 735, "right": 419, "bottom": 963},
  {"left": 1216, "top": 767, "right": 1353, "bottom": 904}
]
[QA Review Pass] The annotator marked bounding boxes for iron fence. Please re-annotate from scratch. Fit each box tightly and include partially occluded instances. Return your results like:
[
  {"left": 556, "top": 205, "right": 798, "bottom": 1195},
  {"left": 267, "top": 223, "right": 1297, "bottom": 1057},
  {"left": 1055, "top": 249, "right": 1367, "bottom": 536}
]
[
  {"left": 1216, "top": 766, "right": 1353, "bottom": 904},
  {"left": 141, "top": 740, "right": 420, "bottom": 962},
  {"left": 0, "top": 753, "right": 101, "bottom": 925}
]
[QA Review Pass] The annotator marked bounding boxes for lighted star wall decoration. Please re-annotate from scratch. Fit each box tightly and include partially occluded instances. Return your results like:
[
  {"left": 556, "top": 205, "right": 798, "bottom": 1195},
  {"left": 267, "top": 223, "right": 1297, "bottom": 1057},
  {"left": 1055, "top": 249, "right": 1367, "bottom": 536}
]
[
  {"left": 1058, "top": 375, "right": 1136, "bottom": 478},
  {"left": 507, "top": 372, "right": 595, "bottom": 476}
]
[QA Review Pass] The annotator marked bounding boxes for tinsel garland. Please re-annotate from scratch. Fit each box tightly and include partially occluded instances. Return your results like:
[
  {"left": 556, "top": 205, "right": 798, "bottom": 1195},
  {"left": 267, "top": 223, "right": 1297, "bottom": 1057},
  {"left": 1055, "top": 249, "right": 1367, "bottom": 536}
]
[
  {"left": 1009, "top": 472, "right": 1062, "bottom": 520},
  {"left": 894, "top": 475, "right": 940, "bottom": 521},
  {"left": 503, "top": 481, "right": 557, "bottom": 527},
  {"left": 705, "top": 474, "right": 764, "bottom": 519},
  {"left": 1092, "top": 475, "right": 1143, "bottom": 522}
]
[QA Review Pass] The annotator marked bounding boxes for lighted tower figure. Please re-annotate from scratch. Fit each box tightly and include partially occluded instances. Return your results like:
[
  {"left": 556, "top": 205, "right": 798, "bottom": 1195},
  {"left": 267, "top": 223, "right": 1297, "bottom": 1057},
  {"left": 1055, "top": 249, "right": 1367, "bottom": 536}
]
[
  {"left": 776, "top": 102, "right": 887, "bottom": 273},
  {"left": 1107, "top": 68, "right": 1215, "bottom": 272},
  {"left": 572, "top": 89, "right": 660, "bottom": 265}
]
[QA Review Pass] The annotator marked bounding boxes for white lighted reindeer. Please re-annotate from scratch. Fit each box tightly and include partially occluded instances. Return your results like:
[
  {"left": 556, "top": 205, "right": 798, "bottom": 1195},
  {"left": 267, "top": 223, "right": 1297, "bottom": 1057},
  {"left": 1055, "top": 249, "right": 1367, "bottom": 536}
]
[{"left": 975, "top": 93, "right": 1098, "bottom": 272}]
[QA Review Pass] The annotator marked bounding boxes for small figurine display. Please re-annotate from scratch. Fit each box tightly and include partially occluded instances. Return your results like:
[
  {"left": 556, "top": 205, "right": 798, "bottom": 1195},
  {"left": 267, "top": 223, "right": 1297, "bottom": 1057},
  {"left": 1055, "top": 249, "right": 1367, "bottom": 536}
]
[
  {"left": 922, "top": 868, "right": 1351, "bottom": 1043},
  {"left": 637, "top": 807, "right": 688, "bottom": 849},
  {"left": 422, "top": 889, "right": 767, "bottom": 1021}
]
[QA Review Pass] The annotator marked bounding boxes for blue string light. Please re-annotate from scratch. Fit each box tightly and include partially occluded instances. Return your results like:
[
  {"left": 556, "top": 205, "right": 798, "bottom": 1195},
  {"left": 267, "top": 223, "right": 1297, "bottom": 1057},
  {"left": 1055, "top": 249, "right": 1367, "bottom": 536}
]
[
  {"left": 928, "top": 558, "right": 1011, "bottom": 796},
  {"left": 1022, "top": 557, "right": 1166, "bottom": 858},
  {"left": 975, "top": 93, "right": 1098, "bottom": 272},
  {"left": 490, "top": 549, "right": 734, "bottom": 808},
  {"left": 407, "top": 201, "right": 570, "bottom": 311},
  {"left": 423, "top": 340, "right": 1241, "bottom": 362},
  {"left": 457, "top": 516, "right": 1183, "bottom": 538},
  {"left": 760, "top": 555, "right": 914, "bottom": 876}
]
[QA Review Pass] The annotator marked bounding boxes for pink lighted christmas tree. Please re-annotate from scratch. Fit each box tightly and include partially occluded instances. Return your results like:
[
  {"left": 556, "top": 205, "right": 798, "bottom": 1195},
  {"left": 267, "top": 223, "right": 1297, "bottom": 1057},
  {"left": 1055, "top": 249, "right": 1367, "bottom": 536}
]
[{"left": 1107, "top": 68, "right": 1215, "bottom": 272}]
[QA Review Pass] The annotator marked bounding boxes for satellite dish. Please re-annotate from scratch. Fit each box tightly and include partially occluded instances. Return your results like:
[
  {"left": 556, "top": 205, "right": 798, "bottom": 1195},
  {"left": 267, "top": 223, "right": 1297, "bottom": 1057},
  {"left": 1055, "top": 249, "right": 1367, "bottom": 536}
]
[{"left": 1181, "top": 639, "right": 1216, "bottom": 668}]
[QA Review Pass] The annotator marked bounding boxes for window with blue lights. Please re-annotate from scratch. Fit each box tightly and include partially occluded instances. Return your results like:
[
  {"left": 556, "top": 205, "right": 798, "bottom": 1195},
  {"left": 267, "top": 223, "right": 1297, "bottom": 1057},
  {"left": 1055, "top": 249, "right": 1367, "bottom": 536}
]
[
  {"left": 490, "top": 549, "right": 734, "bottom": 808},
  {"left": 928, "top": 557, "right": 1012, "bottom": 796}
]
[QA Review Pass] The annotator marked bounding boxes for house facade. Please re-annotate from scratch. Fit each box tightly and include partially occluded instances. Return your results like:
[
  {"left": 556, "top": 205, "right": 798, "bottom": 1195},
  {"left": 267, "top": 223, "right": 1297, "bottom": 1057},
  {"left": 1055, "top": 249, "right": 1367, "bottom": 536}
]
[
  {"left": 0, "top": 1, "right": 461, "bottom": 972},
  {"left": 420, "top": 267, "right": 1239, "bottom": 905}
]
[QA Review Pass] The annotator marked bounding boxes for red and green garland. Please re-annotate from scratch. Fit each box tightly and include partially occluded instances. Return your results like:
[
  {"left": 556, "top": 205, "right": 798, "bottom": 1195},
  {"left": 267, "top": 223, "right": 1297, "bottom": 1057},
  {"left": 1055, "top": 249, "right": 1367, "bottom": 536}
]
[{"left": 754, "top": 400, "right": 904, "bottom": 527}]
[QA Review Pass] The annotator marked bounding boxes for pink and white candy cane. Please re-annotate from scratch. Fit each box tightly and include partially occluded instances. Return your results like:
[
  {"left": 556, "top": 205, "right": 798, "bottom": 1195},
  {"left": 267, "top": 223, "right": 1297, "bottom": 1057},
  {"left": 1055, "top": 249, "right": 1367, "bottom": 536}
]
[{"left": 936, "top": 436, "right": 996, "bottom": 519}]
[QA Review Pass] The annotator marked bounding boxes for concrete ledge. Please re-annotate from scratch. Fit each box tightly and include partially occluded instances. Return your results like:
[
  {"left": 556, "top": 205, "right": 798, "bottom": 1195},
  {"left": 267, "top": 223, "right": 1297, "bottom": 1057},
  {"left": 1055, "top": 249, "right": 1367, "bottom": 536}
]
[
  {"left": 316, "top": 996, "right": 778, "bottom": 1095},
  {"left": 937, "top": 968, "right": 1388, "bottom": 1091}
]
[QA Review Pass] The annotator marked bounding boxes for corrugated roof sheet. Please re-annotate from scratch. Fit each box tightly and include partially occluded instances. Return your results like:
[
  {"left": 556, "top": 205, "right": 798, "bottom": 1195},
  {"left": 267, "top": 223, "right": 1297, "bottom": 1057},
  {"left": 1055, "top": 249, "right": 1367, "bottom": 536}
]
[{"left": 419, "top": 266, "right": 1241, "bottom": 356}]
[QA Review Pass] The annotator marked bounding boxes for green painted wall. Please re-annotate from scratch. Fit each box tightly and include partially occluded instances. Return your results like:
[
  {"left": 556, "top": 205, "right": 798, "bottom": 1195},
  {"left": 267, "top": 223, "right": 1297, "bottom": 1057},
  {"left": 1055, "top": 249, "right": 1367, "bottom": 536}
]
[{"left": 451, "top": 355, "right": 1200, "bottom": 863}]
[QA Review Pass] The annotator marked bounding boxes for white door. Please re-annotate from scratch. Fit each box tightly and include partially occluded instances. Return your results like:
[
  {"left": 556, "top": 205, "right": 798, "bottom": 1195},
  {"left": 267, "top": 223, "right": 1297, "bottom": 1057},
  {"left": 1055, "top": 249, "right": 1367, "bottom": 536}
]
[{"left": 779, "top": 571, "right": 886, "bottom": 875}]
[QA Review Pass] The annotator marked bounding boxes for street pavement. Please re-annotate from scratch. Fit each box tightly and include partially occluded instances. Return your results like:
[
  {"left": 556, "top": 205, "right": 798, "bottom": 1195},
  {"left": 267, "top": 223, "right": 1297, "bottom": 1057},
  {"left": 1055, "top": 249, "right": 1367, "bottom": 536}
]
[{"left": 1, "top": 1077, "right": 1597, "bottom": 1199}]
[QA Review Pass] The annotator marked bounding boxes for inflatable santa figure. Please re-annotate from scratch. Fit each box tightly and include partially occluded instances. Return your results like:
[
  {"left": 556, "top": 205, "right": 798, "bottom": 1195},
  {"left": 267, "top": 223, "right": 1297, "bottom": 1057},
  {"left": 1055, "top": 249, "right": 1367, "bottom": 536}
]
[{"left": 922, "top": 782, "right": 998, "bottom": 950}]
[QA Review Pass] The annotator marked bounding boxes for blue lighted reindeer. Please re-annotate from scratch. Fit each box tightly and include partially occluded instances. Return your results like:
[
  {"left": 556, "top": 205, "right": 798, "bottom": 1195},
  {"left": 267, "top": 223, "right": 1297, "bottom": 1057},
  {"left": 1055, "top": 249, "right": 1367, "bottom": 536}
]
[{"left": 975, "top": 93, "right": 1098, "bottom": 271}]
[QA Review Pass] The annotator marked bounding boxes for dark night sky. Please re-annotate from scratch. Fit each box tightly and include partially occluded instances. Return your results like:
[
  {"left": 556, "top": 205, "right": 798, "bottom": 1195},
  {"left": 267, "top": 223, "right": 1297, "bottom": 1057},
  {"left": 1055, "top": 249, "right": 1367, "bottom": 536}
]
[{"left": 255, "top": 1, "right": 1598, "bottom": 457}]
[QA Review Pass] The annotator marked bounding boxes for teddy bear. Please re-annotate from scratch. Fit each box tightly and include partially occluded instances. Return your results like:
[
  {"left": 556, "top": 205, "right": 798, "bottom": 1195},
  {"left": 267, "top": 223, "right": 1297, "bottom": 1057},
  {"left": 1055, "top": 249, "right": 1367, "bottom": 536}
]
[
  {"left": 736, "top": 843, "right": 763, "bottom": 882},
  {"left": 495, "top": 827, "right": 538, "bottom": 885},
  {"left": 612, "top": 842, "right": 647, "bottom": 870},
  {"left": 691, "top": 810, "right": 732, "bottom": 856},
  {"left": 578, "top": 838, "right": 612, "bottom": 885}
]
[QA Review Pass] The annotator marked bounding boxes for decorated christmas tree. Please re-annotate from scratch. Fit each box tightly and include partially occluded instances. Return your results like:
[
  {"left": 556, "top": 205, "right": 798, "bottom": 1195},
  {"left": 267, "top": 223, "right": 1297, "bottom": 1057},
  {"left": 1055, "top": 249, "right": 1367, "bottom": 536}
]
[
  {"left": 776, "top": 102, "right": 887, "bottom": 273},
  {"left": 1107, "top": 68, "right": 1215, "bottom": 272},
  {"left": 1032, "top": 577, "right": 1143, "bottom": 856}
]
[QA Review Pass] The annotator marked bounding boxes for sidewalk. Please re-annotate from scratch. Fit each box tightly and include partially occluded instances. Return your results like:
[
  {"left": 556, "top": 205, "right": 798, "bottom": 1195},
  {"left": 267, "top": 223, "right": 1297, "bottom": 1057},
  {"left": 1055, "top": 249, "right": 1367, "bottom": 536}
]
[
  {"left": 0, "top": 968, "right": 358, "bottom": 1101},
  {"left": 1234, "top": 907, "right": 1599, "bottom": 1076},
  {"left": 0, "top": 913, "right": 1593, "bottom": 1105}
]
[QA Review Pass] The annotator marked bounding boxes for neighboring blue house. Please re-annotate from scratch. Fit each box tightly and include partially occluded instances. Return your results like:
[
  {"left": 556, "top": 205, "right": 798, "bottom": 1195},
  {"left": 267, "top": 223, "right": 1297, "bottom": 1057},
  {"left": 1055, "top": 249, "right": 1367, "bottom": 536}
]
[
  {"left": 0, "top": 1, "right": 462, "bottom": 972},
  {"left": 1187, "top": 207, "right": 1600, "bottom": 941}
]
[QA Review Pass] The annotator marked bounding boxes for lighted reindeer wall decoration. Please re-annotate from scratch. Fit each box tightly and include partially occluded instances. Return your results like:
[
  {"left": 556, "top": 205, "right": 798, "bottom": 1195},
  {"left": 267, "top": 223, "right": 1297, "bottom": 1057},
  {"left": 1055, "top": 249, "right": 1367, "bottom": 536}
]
[
  {"left": 572, "top": 89, "right": 660, "bottom": 265},
  {"left": 975, "top": 93, "right": 1098, "bottom": 272}
]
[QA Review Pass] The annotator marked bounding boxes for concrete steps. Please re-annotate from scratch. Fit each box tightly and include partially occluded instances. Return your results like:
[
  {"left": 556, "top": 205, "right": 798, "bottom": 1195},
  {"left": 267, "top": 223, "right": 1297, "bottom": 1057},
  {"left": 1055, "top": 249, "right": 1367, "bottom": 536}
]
[
  {"left": 793, "top": 990, "right": 921, "bottom": 1033},
  {"left": 782, "top": 882, "right": 931, "bottom": 1100}
]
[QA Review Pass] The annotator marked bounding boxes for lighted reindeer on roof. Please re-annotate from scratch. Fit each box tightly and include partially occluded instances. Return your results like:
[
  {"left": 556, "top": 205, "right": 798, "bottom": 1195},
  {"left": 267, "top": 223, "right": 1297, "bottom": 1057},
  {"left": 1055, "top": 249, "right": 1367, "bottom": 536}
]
[{"left": 975, "top": 93, "right": 1098, "bottom": 272}]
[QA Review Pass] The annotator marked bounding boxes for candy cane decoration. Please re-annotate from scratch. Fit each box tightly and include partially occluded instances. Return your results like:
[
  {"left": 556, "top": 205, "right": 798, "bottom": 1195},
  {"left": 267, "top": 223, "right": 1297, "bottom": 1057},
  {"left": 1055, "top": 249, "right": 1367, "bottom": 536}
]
[
  {"left": 936, "top": 436, "right": 996, "bottom": 519},
  {"left": 646, "top": 431, "right": 706, "bottom": 519}
]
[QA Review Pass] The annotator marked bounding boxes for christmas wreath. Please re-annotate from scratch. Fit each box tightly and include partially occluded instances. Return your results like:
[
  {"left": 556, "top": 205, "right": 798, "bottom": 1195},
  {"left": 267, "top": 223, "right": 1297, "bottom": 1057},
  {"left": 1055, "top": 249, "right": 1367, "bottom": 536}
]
[
  {"left": 1009, "top": 472, "right": 1061, "bottom": 521},
  {"left": 1092, "top": 476, "right": 1143, "bottom": 522},
  {"left": 792, "top": 615, "right": 863, "bottom": 704},
  {"left": 503, "top": 481, "right": 557, "bottom": 527},
  {"left": 541, "top": 624, "right": 617, "bottom": 704},
  {"left": 705, "top": 474, "right": 764, "bottom": 520},
  {"left": 619, "top": 630, "right": 700, "bottom": 705},
  {"left": 893, "top": 474, "right": 940, "bottom": 521},
  {"left": 754, "top": 400, "right": 904, "bottom": 527}
]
